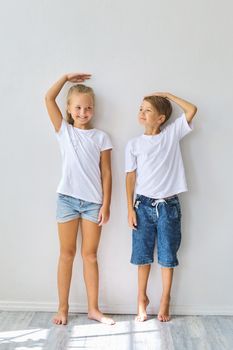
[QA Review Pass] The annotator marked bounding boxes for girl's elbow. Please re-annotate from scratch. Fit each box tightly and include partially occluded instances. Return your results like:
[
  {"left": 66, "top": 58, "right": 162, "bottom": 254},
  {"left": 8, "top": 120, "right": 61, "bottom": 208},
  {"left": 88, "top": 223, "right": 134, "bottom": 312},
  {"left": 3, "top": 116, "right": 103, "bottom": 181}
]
[
  {"left": 45, "top": 92, "right": 55, "bottom": 102},
  {"left": 45, "top": 93, "right": 51, "bottom": 101}
]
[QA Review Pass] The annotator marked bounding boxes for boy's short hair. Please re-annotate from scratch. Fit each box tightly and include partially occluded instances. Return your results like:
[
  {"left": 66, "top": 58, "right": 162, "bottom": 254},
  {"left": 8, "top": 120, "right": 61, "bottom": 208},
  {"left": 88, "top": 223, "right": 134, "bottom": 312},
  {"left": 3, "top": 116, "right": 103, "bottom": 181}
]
[{"left": 144, "top": 96, "right": 172, "bottom": 124}]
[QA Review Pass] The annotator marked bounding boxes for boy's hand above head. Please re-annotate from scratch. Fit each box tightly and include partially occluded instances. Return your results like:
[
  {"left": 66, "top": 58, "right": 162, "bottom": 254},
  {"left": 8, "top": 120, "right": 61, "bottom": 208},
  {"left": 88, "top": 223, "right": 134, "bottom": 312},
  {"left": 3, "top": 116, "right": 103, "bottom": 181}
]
[
  {"left": 145, "top": 92, "right": 197, "bottom": 123},
  {"left": 144, "top": 92, "right": 170, "bottom": 99}
]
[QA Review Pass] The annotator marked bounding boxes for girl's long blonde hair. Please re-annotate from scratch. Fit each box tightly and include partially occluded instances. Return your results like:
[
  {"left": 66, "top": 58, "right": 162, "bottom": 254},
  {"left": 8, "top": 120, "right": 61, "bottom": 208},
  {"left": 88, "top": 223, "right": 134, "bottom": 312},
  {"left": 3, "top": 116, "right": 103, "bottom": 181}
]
[{"left": 66, "top": 84, "right": 95, "bottom": 125}]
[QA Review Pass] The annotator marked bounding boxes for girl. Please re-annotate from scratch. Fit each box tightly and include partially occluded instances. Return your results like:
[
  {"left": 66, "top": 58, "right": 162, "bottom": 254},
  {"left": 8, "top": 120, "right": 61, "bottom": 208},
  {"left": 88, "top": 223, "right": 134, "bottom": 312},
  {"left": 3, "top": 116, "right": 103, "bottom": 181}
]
[{"left": 45, "top": 73, "right": 115, "bottom": 325}]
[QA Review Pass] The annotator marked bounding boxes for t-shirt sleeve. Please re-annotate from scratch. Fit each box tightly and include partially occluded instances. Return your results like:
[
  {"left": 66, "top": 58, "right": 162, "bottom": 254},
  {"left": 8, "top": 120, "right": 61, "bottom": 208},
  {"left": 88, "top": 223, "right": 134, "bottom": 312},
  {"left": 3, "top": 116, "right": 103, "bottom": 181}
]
[
  {"left": 100, "top": 132, "right": 113, "bottom": 151},
  {"left": 167, "top": 113, "right": 193, "bottom": 141},
  {"left": 125, "top": 140, "right": 137, "bottom": 172}
]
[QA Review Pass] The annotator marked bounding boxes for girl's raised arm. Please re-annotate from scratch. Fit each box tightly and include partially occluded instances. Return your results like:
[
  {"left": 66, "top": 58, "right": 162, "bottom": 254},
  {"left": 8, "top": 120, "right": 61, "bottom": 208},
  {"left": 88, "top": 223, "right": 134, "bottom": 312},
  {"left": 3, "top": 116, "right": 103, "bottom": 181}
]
[{"left": 45, "top": 73, "right": 91, "bottom": 132}]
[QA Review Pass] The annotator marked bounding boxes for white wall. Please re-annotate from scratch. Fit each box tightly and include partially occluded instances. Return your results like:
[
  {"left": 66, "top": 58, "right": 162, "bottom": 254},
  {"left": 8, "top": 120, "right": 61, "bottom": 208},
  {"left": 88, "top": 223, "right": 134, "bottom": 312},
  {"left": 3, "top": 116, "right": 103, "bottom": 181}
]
[{"left": 0, "top": 0, "right": 232, "bottom": 315}]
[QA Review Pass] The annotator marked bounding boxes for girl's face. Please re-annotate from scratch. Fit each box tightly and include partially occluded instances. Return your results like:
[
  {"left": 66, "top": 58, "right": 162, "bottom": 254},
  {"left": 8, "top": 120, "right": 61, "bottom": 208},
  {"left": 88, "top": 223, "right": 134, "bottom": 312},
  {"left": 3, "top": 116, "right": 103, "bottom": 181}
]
[
  {"left": 68, "top": 92, "right": 94, "bottom": 128},
  {"left": 138, "top": 100, "right": 165, "bottom": 128}
]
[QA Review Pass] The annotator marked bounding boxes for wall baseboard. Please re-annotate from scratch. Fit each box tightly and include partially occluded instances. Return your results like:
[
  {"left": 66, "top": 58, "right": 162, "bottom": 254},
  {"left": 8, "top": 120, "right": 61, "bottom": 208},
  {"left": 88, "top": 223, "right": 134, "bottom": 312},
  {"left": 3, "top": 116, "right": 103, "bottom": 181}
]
[{"left": 0, "top": 301, "right": 232, "bottom": 316}]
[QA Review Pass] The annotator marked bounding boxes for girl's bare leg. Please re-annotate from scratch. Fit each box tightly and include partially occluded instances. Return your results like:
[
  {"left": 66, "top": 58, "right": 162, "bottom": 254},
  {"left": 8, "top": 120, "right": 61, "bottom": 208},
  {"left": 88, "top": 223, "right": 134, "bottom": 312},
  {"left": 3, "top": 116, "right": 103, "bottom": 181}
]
[
  {"left": 158, "top": 267, "right": 174, "bottom": 322},
  {"left": 136, "top": 264, "right": 151, "bottom": 322},
  {"left": 53, "top": 219, "right": 79, "bottom": 325},
  {"left": 81, "top": 218, "right": 115, "bottom": 325}
]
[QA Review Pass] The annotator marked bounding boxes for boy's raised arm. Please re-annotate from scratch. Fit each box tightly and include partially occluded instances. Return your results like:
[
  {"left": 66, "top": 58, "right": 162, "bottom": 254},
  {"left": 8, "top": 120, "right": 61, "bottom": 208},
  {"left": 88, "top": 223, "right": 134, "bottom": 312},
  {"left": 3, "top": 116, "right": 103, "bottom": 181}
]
[{"left": 149, "top": 92, "right": 197, "bottom": 123}]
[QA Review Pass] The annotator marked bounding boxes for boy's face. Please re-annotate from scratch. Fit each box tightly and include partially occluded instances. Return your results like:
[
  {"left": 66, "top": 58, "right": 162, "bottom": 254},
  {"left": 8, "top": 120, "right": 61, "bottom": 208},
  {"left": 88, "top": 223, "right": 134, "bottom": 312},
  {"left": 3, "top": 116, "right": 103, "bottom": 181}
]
[
  {"left": 138, "top": 100, "right": 165, "bottom": 128},
  {"left": 68, "top": 92, "right": 94, "bottom": 127}
]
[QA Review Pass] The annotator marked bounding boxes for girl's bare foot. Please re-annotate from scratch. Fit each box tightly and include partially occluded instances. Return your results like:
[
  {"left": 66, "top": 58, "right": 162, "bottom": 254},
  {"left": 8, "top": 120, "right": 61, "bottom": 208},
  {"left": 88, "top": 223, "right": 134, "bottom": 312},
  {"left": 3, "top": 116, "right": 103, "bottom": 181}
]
[
  {"left": 53, "top": 307, "right": 68, "bottom": 325},
  {"left": 157, "top": 296, "right": 171, "bottom": 322},
  {"left": 88, "top": 309, "right": 115, "bottom": 325},
  {"left": 135, "top": 296, "right": 150, "bottom": 322}
]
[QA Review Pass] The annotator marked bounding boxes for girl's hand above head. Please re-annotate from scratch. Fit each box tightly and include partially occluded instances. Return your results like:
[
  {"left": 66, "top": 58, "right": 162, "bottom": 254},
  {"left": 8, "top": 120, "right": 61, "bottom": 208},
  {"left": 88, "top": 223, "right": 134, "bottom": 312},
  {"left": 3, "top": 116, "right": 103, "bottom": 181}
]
[{"left": 66, "top": 72, "right": 92, "bottom": 83}]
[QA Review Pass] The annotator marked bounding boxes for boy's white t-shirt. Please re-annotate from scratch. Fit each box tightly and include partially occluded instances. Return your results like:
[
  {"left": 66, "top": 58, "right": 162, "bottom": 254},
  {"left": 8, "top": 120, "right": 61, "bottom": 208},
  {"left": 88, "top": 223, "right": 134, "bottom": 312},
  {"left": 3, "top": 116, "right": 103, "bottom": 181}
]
[
  {"left": 56, "top": 119, "right": 112, "bottom": 204},
  {"left": 125, "top": 113, "right": 193, "bottom": 199}
]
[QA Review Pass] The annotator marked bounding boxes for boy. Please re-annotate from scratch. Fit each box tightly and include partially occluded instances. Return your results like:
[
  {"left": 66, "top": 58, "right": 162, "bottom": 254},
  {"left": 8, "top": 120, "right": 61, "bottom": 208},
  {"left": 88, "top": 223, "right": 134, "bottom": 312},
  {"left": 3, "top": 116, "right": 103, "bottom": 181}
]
[{"left": 125, "top": 92, "right": 197, "bottom": 322}]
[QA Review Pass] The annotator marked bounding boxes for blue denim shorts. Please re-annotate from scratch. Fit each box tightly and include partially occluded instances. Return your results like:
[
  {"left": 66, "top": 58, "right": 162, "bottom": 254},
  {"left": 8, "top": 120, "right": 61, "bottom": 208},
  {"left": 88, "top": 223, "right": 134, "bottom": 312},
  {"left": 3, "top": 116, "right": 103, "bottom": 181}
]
[
  {"left": 131, "top": 194, "right": 182, "bottom": 268},
  {"left": 56, "top": 193, "right": 102, "bottom": 224}
]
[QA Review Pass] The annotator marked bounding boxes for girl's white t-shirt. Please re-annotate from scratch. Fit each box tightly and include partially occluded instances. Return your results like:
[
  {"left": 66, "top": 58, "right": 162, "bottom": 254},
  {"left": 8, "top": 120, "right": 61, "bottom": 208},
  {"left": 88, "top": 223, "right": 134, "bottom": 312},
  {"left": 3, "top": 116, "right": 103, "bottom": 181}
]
[
  {"left": 56, "top": 119, "right": 112, "bottom": 204},
  {"left": 125, "top": 113, "right": 193, "bottom": 199}
]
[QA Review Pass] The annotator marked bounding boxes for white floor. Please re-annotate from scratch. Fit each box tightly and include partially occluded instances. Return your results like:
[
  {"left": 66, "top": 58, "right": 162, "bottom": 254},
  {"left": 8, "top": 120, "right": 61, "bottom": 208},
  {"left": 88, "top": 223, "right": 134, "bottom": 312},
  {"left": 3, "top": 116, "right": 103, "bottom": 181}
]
[{"left": 0, "top": 311, "right": 233, "bottom": 350}]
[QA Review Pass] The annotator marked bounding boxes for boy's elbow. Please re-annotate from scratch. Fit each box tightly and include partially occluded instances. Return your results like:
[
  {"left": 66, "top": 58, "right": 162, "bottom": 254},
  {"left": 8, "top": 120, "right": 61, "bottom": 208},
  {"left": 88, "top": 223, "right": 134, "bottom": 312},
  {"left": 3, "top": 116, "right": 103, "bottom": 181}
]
[
  {"left": 193, "top": 105, "right": 197, "bottom": 117},
  {"left": 190, "top": 105, "right": 198, "bottom": 119},
  {"left": 126, "top": 170, "right": 136, "bottom": 181},
  {"left": 193, "top": 105, "right": 198, "bottom": 114}
]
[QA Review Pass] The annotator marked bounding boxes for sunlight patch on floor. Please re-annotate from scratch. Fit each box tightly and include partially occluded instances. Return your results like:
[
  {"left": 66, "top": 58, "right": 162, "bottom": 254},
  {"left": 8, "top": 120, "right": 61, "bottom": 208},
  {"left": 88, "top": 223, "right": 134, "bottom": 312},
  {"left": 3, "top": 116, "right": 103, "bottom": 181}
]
[
  {"left": 0, "top": 318, "right": 164, "bottom": 350},
  {"left": 0, "top": 328, "right": 49, "bottom": 350},
  {"left": 68, "top": 318, "right": 162, "bottom": 350}
]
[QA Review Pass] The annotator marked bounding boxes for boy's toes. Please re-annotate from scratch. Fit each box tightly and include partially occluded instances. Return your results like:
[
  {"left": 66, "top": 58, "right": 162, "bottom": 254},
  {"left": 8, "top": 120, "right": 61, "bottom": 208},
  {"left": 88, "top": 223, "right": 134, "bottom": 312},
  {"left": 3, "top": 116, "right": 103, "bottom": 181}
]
[
  {"left": 52, "top": 311, "right": 68, "bottom": 325},
  {"left": 157, "top": 314, "right": 171, "bottom": 322},
  {"left": 157, "top": 314, "right": 163, "bottom": 322},
  {"left": 61, "top": 316, "right": 67, "bottom": 325},
  {"left": 135, "top": 314, "right": 147, "bottom": 322}
]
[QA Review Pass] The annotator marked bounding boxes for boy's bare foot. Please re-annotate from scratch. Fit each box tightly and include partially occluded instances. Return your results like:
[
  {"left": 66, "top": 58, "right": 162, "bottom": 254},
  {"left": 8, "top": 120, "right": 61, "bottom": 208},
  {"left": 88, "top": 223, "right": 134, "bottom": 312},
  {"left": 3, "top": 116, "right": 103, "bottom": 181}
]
[
  {"left": 53, "top": 308, "right": 68, "bottom": 325},
  {"left": 88, "top": 309, "right": 115, "bottom": 325},
  {"left": 135, "top": 296, "right": 150, "bottom": 322},
  {"left": 157, "top": 296, "right": 171, "bottom": 322}
]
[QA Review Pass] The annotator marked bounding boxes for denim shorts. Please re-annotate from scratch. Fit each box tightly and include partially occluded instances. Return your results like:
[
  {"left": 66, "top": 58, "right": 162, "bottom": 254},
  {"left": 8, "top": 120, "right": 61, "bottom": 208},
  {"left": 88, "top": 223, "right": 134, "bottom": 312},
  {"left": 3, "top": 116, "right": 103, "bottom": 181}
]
[
  {"left": 56, "top": 193, "right": 102, "bottom": 224},
  {"left": 131, "top": 194, "right": 182, "bottom": 268}
]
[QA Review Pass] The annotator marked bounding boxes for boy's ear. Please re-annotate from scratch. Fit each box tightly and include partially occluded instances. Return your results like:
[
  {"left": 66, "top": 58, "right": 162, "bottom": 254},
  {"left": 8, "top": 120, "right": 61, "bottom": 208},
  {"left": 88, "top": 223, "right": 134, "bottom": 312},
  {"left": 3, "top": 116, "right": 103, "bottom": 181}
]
[{"left": 159, "top": 114, "right": 166, "bottom": 124}]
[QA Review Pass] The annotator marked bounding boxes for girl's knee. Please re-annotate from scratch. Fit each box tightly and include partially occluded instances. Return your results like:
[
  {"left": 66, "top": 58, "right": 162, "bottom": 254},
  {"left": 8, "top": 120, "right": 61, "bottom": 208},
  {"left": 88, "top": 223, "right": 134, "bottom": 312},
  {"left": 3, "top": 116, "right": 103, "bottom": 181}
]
[
  {"left": 82, "top": 252, "right": 97, "bottom": 263},
  {"left": 60, "top": 249, "right": 76, "bottom": 262}
]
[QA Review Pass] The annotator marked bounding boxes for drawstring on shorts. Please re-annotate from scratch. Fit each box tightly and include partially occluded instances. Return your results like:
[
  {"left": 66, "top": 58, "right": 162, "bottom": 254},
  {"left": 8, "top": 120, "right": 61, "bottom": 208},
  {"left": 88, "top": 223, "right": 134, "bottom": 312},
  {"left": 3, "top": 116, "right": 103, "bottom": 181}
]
[{"left": 151, "top": 199, "right": 167, "bottom": 218}]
